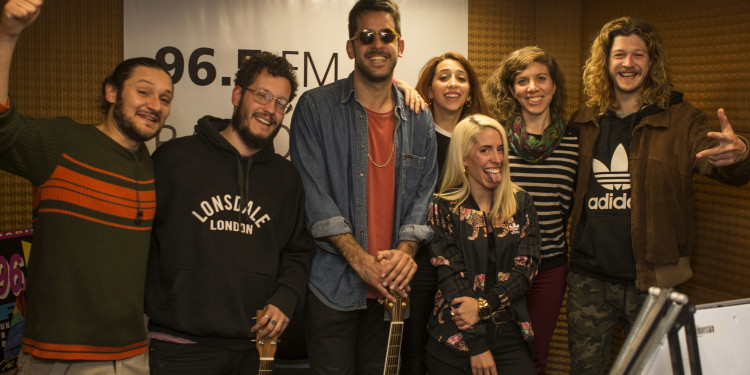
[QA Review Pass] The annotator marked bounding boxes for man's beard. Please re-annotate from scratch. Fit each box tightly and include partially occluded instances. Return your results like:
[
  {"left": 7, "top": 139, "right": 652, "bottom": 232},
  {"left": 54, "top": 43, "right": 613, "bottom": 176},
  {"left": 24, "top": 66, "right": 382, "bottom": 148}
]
[
  {"left": 113, "top": 98, "right": 161, "bottom": 144},
  {"left": 230, "top": 104, "right": 280, "bottom": 151},
  {"left": 355, "top": 51, "right": 396, "bottom": 83}
]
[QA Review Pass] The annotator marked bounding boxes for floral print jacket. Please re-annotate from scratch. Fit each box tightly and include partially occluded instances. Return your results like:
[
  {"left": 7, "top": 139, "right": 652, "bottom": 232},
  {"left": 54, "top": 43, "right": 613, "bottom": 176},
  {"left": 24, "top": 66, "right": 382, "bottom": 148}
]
[{"left": 427, "top": 191, "right": 540, "bottom": 357}]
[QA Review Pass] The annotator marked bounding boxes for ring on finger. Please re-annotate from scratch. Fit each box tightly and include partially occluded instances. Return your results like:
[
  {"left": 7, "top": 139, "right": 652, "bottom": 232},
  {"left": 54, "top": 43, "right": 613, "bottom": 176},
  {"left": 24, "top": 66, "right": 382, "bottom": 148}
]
[{"left": 270, "top": 320, "right": 277, "bottom": 326}]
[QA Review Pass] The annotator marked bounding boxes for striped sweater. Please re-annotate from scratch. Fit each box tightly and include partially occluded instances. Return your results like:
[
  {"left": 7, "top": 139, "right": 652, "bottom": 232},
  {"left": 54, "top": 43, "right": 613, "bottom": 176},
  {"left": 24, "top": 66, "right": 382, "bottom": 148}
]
[
  {"left": 508, "top": 128, "right": 578, "bottom": 270},
  {"left": 0, "top": 102, "right": 154, "bottom": 360}
]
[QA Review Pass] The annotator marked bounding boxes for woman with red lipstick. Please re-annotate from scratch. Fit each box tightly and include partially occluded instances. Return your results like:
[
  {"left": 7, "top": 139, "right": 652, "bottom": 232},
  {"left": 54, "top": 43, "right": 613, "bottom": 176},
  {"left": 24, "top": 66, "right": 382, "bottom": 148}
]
[
  {"left": 398, "top": 52, "right": 489, "bottom": 375},
  {"left": 484, "top": 46, "right": 579, "bottom": 375},
  {"left": 425, "top": 114, "right": 539, "bottom": 375}
]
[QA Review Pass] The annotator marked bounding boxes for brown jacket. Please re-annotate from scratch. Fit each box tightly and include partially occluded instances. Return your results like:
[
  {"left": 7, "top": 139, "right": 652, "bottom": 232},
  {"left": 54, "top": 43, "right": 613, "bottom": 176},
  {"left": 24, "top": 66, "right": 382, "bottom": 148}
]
[{"left": 569, "top": 97, "right": 750, "bottom": 291}]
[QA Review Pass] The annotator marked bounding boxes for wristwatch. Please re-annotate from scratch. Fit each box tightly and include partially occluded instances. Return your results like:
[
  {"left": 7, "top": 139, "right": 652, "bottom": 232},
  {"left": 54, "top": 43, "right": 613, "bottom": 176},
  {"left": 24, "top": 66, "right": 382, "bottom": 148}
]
[{"left": 477, "top": 297, "right": 493, "bottom": 320}]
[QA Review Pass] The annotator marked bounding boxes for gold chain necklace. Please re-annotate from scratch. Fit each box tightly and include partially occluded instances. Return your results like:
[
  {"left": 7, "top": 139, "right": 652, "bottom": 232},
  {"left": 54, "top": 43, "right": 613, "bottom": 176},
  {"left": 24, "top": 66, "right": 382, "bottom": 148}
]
[{"left": 368, "top": 143, "right": 395, "bottom": 168}]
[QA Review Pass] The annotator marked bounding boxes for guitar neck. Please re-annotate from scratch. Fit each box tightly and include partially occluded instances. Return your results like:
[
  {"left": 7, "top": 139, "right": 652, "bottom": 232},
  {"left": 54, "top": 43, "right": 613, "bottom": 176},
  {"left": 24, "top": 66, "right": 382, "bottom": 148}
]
[
  {"left": 258, "top": 358, "right": 274, "bottom": 374},
  {"left": 383, "top": 320, "right": 404, "bottom": 375}
]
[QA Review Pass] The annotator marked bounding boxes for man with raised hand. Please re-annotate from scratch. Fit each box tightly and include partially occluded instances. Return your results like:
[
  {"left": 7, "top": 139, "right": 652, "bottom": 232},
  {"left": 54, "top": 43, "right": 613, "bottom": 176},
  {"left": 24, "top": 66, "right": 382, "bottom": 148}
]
[
  {"left": 567, "top": 16, "right": 750, "bottom": 374},
  {"left": 0, "top": 0, "right": 173, "bottom": 373}
]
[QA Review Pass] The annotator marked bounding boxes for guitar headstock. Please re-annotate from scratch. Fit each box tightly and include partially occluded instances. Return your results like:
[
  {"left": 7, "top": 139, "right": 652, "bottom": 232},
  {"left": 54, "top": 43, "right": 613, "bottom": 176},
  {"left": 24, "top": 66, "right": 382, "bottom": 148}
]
[
  {"left": 255, "top": 310, "right": 278, "bottom": 358},
  {"left": 379, "top": 290, "right": 409, "bottom": 323}
]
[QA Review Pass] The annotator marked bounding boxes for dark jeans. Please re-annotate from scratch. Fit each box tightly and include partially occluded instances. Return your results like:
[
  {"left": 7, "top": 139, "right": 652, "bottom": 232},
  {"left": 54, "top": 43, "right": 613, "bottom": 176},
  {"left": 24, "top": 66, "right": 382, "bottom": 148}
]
[
  {"left": 401, "top": 246, "right": 438, "bottom": 375},
  {"left": 305, "top": 288, "right": 389, "bottom": 375},
  {"left": 149, "top": 339, "right": 259, "bottom": 375},
  {"left": 425, "top": 322, "right": 535, "bottom": 375}
]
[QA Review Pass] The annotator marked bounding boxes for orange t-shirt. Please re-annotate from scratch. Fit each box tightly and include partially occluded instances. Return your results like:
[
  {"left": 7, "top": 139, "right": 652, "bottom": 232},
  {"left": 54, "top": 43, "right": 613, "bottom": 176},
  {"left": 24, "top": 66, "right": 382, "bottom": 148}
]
[{"left": 365, "top": 107, "right": 396, "bottom": 299}]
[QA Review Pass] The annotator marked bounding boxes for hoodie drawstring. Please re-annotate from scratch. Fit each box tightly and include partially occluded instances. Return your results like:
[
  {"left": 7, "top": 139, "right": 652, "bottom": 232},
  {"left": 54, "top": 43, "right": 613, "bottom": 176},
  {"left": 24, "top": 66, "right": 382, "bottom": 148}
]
[{"left": 236, "top": 156, "right": 253, "bottom": 223}]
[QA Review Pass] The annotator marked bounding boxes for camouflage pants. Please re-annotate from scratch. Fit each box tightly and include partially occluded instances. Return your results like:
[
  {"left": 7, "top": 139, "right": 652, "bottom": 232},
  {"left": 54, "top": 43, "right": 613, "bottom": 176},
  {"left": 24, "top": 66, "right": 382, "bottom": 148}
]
[{"left": 566, "top": 272, "right": 647, "bottom": 375}]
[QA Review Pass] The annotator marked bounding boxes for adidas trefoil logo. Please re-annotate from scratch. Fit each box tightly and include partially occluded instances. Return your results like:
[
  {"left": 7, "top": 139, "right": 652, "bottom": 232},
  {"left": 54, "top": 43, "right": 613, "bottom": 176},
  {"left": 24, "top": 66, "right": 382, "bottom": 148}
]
[
  {"left": 593, "top": 144, "right": 630, "bottom": 190},
  {"left": 589, "top": 144, "right": 631, "bottom": 210}
]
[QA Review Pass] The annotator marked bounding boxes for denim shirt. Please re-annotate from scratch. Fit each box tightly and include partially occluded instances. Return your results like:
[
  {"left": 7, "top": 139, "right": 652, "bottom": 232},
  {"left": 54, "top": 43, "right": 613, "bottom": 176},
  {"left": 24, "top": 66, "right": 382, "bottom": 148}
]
[{"left": 289, "top": 73, "right": 438, "bottom": 310}]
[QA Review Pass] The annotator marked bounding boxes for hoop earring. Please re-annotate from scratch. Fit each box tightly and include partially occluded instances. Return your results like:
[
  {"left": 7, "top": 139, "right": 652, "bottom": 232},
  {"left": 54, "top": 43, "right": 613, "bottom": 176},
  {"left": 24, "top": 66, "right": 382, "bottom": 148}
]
[{"left": 465, "top": 100, "right": 472, "bottom": 108}]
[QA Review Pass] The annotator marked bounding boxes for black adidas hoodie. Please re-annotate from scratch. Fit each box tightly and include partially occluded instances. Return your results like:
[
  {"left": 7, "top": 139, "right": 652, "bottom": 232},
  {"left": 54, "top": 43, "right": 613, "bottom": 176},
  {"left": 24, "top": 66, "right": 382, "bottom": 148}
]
[
  {"left": 571, "top": 93, "right": 683, "bottom": 284},
  {"left": 145, "top": 116, "right": 314, "bottom": 349}
]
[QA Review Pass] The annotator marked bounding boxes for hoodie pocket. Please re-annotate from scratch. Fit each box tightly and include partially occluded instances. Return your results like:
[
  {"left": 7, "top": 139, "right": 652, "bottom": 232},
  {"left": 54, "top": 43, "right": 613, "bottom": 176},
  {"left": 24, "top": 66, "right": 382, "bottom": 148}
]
[{"left": 163, "top": 268, "right": 275, "bottom": 338}]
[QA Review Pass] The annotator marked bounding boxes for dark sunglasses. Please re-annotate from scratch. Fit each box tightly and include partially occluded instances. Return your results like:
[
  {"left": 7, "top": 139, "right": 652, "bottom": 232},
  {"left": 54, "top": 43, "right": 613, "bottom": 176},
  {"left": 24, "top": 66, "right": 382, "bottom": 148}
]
[{"left": 350, "top": 28, "right": 400, "bottom": 45}]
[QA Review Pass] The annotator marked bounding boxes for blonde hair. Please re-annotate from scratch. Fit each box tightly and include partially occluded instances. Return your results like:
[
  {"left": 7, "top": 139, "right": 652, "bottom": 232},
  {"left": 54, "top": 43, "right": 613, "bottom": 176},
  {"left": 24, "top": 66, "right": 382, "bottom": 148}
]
[
  {"left": 583, "top": 17, "right": 673, "bottom": 115},
  {"left": 436, "top": 114, "right": 519, "bottom": 222},
  {"left": 484, "top": 46, "right": 565, "bottom": 126}
]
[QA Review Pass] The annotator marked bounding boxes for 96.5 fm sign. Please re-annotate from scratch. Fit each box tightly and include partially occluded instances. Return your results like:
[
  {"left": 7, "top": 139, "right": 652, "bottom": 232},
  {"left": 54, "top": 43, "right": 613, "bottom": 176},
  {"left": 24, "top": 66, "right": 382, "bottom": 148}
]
[
  {"left": 124, "top": 0, "right": 469, "bottom": 156},
  {"left": 154, "top": 48, "right": 338, "bottom": 88}
]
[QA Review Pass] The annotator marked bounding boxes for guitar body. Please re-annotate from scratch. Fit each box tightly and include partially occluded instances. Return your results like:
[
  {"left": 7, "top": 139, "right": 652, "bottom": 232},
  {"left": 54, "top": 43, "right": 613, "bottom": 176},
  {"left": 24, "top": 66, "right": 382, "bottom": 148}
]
[
  {"left": 380, "top": 292, "right": 409, "bottom": 375},
  {"left": 255, "top": 310, "right": 277, "bottom": 375}
]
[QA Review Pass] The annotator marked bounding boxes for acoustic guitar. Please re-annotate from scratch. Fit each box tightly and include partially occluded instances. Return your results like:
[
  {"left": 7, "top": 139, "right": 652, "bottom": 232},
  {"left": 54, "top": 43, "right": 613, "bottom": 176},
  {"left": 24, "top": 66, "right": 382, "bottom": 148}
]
[
  {"left": 255, "top": 310, "right": 278, "bottom": 375},
  {"left": 380, "top": 291, "right": 408, "bottom": 375}
]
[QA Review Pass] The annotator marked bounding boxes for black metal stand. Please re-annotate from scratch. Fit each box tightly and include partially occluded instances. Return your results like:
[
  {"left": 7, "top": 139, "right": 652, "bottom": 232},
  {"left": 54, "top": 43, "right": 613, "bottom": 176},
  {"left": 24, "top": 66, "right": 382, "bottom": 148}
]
[
  {"left": 609, "top": 287, "right": 703, "bottom": 375},
  {"left": 665, "top": 302, "right": 702, "bottom": 375}
]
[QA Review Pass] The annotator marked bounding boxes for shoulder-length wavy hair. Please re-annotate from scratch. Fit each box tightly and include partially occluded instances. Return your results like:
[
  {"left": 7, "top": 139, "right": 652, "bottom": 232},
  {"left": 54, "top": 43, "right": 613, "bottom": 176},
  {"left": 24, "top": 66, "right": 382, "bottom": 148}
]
[
  {"left": 415, "top": 52, "right": 489, "bottom": 119},
  {"left": 437, "top": 114, "right": 520, "bottom": 222},
  {"left": 483, "top": 46, "right": 565, "bottom": 127},
  {"left": 583, "top": 17, "right": 673, "bottom": 115}
]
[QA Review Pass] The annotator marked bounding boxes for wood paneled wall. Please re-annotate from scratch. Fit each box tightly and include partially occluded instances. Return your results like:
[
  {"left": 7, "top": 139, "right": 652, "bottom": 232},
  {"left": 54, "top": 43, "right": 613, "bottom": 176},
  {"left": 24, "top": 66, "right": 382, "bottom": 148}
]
[{"left": 0, "top": 0, "right": 122, "bottom": 230}]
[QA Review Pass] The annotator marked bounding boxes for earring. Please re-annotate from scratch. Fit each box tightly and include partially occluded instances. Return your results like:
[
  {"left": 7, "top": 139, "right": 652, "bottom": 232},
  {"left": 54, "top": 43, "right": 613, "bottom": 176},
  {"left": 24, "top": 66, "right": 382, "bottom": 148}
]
[
  {"left": 465, "top": 99, "right": 472, "bottom": 108},
  {"left": 429, "top": 98, "right": 433, "bottom": 106},
  {"left": 463, "top": 166, "right": 468, "bottom": 175}
]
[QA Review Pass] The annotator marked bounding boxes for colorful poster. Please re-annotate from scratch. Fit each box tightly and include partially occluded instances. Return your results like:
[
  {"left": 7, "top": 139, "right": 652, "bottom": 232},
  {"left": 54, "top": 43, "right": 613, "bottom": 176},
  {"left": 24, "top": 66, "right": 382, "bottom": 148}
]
[{"left": 0, "top": 228, "right": 31, "bottom": 371}]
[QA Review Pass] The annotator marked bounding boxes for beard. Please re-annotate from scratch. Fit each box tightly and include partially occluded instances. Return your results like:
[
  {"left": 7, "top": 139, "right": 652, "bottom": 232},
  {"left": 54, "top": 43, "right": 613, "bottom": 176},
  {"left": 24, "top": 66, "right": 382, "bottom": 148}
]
[
  {"left": 230, "top": 102, "right": 280, "bottom": 151},
  {"left": 113, "top": 98, "right": 161, "bottom": 144},
  {"left": 355, "top": 50, "right": 397, "bottom": 83}
]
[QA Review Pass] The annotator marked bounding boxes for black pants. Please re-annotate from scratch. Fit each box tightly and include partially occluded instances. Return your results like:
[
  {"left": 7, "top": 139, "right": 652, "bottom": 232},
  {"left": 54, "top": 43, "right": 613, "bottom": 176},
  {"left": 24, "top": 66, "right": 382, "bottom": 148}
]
[
  {"left": 401, "top": 246, "right": 438, "bottom": 375},
  {"left": 149, "top": 339, "right": 259, "bottom": 375},
  {"left": 305, "top": 288, "right": 390, "bottom": 375},
  {"left": 425, "top": 322, "right": 535, "bottom": 375}
]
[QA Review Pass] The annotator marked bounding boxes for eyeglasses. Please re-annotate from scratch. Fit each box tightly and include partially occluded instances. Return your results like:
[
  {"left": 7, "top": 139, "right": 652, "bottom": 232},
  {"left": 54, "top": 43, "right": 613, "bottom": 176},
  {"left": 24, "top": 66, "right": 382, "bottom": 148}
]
[
  {"left": 350, "top": 28, "right": 400, "bottom": 45},
  {"left": 243, "top": 87, "right": 293, "bottom": 114}
]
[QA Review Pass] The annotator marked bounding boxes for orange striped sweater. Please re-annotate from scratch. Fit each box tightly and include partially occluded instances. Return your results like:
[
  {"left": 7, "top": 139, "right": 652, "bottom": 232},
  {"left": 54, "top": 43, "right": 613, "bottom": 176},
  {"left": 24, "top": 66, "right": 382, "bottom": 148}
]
[{"left": 0, "top": 102, "right": 154, "bottom": 360}]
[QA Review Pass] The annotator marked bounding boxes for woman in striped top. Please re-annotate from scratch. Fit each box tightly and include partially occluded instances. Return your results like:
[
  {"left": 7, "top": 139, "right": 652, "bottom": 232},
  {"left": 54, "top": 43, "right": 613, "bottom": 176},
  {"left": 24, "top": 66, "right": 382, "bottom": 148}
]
[{"left": 484, "top": 46, "right": 579, "bottom": 375}]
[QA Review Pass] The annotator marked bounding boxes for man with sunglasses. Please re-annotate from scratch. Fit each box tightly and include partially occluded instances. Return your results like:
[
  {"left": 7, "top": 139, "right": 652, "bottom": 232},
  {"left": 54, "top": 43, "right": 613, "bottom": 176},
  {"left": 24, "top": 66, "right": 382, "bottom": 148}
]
[
  {"left": 145, "top": 51, "right": 314, "bottom": 374},
  {"left": 289, "top": 0, "right": 437, "bottom": 373}
]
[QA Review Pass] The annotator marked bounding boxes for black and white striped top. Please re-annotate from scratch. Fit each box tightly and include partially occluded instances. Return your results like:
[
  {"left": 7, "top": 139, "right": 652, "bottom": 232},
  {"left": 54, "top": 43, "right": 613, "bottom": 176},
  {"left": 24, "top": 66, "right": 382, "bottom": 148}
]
[{"left": 508, "top": 128, "right": 579, "bottom": 270}]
